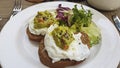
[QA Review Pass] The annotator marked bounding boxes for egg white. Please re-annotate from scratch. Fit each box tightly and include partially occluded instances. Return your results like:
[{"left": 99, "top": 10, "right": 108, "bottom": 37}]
[{"left": 44, "top": 24, "right": 90, "bottom": 63}]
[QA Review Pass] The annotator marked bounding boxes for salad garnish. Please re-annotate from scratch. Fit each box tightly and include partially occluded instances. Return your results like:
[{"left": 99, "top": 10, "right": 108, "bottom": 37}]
[{"left": 56, "top": 4, "right": 101, "bottom": 47}]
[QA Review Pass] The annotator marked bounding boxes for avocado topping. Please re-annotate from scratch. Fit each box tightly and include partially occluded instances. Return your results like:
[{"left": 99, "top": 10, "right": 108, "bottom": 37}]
[
  {"left": 34, "top": 11, "right": 58, "bottom": 29},
  {"left": 52, "top": 26, "right": 74, "bottom": 50}
]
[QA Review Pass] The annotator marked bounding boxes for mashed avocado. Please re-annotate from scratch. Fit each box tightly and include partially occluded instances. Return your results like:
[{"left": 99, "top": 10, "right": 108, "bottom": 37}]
[
  {"left": 52, "top": 26, "right": 74, "bottom": 50},
  {"left": 70, "top": 22, "right": 101, "bottom": 47},
  {"left": 34, "top": 11, "right": 58, "bottom": 29},
  {"left": 81, "top": 22, "right": 101, "bottom": 46}
]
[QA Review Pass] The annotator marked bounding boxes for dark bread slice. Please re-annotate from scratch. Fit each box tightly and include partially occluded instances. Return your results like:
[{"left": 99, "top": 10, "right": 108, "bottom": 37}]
[
  {"left": 38, "top": 32, "right": 90, "bottom": 68},
  {"left": 26, "top": 27, "right": 44, "bottom": 42}
]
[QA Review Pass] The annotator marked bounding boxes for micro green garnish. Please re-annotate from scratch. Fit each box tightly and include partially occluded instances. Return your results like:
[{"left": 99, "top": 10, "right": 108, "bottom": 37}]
[{"left": 71, "top": 5, "right": 93, "bottom": 31}]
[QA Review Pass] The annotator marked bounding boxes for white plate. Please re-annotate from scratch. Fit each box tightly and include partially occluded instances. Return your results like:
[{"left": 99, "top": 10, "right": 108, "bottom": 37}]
[{"left": 0, "top": 1, "right": 120, "bottom": 68}]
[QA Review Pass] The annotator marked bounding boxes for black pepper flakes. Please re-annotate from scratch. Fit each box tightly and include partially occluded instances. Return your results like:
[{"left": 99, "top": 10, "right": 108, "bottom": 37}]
[{"left": 79, "top": 42, "right": 81, "bottom": 45}]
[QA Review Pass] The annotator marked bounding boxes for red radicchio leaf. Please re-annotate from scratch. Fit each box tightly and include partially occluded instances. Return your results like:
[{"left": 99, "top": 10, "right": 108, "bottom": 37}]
[{"left": 56, "top": 4, "right": 71, "bottom": 23}]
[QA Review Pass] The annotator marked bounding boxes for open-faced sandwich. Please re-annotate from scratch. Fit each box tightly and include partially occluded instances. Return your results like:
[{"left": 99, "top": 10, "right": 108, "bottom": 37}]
[
  {"left": 26, "top": 4, "right": 101, "bottom": 68},
  {"left": 38, "top": 24, "right": 90, "bottom": 68},
  {"left": 26, "top": 10, "right": 58, "bottom": 42}
]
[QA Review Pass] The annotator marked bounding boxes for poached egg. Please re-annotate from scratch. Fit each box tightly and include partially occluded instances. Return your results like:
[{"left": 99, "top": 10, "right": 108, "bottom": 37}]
[
  {"left": 44, "top": 24, "right": 90, "bottom": 63},
  {"left": 28, "top": 10, "right": 57, "bottom": 36},
  {"left": 28, "top": 16, "right": 47, "bottom": 35}
]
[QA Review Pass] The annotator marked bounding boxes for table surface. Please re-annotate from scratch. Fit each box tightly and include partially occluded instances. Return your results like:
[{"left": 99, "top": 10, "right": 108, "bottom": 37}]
[{"left": 0, "top": 0, "right": 120, "bottom": 68}]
